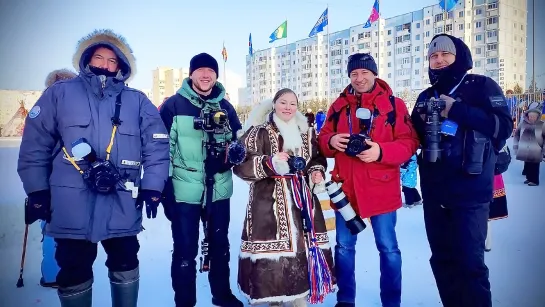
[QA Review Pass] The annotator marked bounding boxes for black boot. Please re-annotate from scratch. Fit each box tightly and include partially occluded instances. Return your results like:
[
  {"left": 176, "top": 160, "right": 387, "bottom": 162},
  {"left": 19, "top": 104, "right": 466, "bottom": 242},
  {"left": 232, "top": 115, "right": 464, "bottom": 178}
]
[
  {"left": 58, "top": 279, "right": 92, "bottom": 307},
  {"left": 109, "top": 268, "right": 139, "bottom": 307},
  {"left": 212, "top": 293, "right": 244, "bottom": 307}
]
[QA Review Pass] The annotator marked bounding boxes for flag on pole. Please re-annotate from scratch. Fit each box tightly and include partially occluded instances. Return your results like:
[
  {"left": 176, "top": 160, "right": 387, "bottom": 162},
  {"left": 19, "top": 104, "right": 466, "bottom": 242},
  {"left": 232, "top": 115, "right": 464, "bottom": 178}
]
[
  {"left": 222, "top": 43, "right": 227, "bottom": 62},
  {"left": 308, "top": 8, "right": 328, "bottom": 37},
  {"left": 269, "top": 20, "right": 287, "bottom": 43},
  {"left": 439, "top": 0, "right": 460, "bottom": 12},
  {"left": 363, "top": 0, "right": 380, "bottom": 28},
  {"left": 249, "top": 33, "right": 253, "bottom": 56}
]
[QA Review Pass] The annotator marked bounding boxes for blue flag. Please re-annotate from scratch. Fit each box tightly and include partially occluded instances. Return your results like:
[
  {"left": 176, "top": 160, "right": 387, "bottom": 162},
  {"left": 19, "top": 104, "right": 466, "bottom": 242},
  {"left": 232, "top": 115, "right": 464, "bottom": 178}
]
[
  {"left": 249, "top": 33, "right": 253, "bottom": 56},
  {"left": 439, "top": 0, "right": 460, "bottom": 12},
  {"left": 308, "top": 8, "right": 328, "bottom": 37}
]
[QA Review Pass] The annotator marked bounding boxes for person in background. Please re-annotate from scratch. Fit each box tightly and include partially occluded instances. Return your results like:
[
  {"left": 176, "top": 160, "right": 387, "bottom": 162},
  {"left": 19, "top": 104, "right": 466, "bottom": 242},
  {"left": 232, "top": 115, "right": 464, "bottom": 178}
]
[
  {"left": 513, "top": 107, "right": 545, "bottom": 186},
  {"left": 38, "top": 68, "right": 78, "bottom": 289},
  {"left": 305, "top": 108, "right": 315, "bottom": 128},
  {"left": 315, "top": 108, "right": 326, "bottom": 133},
  {"left": 400, "top": 154, "right": 422, "bottom": 208},
  {"left": 486, "top": 172, "right": 508, "bottom": 252}
]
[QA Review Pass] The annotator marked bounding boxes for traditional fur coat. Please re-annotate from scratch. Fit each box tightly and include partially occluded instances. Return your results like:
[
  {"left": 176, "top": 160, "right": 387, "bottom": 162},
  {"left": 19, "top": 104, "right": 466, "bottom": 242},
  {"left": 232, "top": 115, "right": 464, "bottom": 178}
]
[
  {"left": 514, "top": 109, "right": 545, "bottom": 163},
  {"left": 233, "top": 99, "right": 335, "bottom": 305}
]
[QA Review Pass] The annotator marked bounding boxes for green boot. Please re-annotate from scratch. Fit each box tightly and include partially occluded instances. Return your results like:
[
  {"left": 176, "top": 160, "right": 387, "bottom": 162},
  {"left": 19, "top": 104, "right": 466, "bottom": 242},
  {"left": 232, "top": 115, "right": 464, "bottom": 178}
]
[
  {"left": 110, "top": 267, "right": 139, "bottom": 307},
  {"left": 58, "top": 279, "right": 92, "bottom": 307}
]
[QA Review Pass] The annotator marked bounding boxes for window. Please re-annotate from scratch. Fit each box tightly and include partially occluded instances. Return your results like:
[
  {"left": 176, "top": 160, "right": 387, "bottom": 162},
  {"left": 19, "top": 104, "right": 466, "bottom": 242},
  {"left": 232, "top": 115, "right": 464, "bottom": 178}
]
[
  {"left": 395, "top": 36, "right": 403, "bottom": 43},
  {"left": 435, "top": 26, "right": 443, "bottom": 34},
  {"left": 487, "top": 58, "right": 498, "bottom": 64},
  {"left": 426, "top": 19, "right": 430, "bottom": 25},
  {"left": 435, "top": 14, "right": 444, "bottom": 22},
  {"left": 416, "top": 22, "right": 421, "bottom": 29},
  {"left": 487, "top": 17, "right": 498, "bottom": 25},
  {"left": 487, "top": 43, "right": 497, "bottom": 51},
  {"left": 425, "top": 31, "right": 430, "bottom": 37},
  {"left": 458, "top": 24, "right": 464, "bottom": 30},
  {"left": 415, "top": 34, "right": 421, "bottom": 40},
  {"left": 415, "top": 46, "right": 420, "bottom": 52},
  {"left": 445, "top": 24, "right": 453, "bottom": 32},
  {"left": 487, "top": 3, "right": 497, "bottom": 9},
  {"left": 458, "top": 11, "right": 464, "bottom": 18},
  {"left": 415, "top": 58, "right": 421, "bottom": 63},
  {"left": 475, "top": 47, "right": 482, "bottom": 55},
  {"left": 474, "top": 60, "right": 482, "bottom": 67},
  {"left": 387, "top": 29, "right": 392, "bottom": 35},
  {"left": 415, "top": 69, "right": 420, "bottom": 75},
  {"left": 395, "top": 25, "right": 402, "bottom": 31},
  {"left": 476, "top": 21, "right": 482, "bottom": 28},
  {"left": 387, "top": 40, "right": 392, "bottom": 46},
  {"left": 476, "top": 34, "right": 483, "bottom": 41},
  {"left": 475, "top": 8, "right": 482, "bottom": 15}
]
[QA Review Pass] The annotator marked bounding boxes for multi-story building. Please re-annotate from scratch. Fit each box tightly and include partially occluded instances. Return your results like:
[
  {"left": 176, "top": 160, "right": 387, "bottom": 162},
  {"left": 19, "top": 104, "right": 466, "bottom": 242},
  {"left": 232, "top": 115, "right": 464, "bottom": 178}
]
[
  {"left": 152, "top": 67, "right": 190, "bottom": 106},
  {"left": 246, "top": 0, "right": 527, "bottom": 105},
  {"left": 152, "top": 67, "right": 244, "bottom": 107}
]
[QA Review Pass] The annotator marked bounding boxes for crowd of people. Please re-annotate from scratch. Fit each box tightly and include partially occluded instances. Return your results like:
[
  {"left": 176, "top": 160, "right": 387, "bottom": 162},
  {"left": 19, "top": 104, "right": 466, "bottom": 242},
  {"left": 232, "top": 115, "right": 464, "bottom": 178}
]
[{"left": 17, "top": 28, "right": 539, "bottom": 307}]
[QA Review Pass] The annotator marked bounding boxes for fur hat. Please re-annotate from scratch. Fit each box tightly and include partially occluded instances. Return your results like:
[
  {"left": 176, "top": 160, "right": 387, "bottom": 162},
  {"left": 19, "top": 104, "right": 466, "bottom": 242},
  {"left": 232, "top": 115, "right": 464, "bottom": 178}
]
[
  {"left": 45, "top": 69, "right": 77, "bottom": 88},
  {"left": 72, "top": 29, "right": 136, "bottom": 83}
]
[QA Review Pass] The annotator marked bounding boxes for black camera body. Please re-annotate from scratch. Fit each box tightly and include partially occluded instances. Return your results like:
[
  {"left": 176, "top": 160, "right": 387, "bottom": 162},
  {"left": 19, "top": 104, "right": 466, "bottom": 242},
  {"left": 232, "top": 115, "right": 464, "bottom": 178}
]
[
  {"left": 194, "top": 110, "right": 228, "bottom": 133},
  {"left": 82, "top": 159, "right": 121, "bottom": 194},
  {"left": 345, "top": 134, "right": 371, "bottom": 157},
  {"left": 415, "top": 98, "right": 447, "bottom": 163},
  {"left": 287, "top": 156, "right": 307, "bottom": 173}
]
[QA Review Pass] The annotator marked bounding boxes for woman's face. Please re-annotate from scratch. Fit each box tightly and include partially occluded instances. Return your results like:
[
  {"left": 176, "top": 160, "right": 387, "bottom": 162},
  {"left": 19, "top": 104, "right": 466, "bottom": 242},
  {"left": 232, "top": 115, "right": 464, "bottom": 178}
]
[
  {"left": 274, "top": 92, "right": 298, "bottom": 122},
  {"left": 528, "top": 112, "right": 539, "bottom": 123}
]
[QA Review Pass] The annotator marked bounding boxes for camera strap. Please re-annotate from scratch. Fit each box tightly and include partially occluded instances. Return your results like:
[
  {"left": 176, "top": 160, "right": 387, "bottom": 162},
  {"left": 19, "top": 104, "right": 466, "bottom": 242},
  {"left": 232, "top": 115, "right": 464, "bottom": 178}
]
[{"left": 62, "top": 92, "right": 123, "bottom": 173}]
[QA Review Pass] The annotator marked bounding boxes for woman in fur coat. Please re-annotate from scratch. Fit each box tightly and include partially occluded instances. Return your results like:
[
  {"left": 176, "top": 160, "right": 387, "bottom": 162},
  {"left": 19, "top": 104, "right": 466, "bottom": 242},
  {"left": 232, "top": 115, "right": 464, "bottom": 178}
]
[
  {"left": 233, "top": 88, "right": 335, "bottom": 307},
  {"left": 513, "top": 107, "right": 545, "bottom": 186}
]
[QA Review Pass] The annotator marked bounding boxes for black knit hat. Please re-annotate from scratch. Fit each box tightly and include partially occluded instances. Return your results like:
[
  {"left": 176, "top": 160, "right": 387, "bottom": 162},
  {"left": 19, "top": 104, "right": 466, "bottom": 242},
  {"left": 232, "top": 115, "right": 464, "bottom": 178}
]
[
  {"left": 189, "top": 53, "right": 219, "bottom": 76},
  {"left": 347, "top": 53, "right": 378, "bottom": 76}
]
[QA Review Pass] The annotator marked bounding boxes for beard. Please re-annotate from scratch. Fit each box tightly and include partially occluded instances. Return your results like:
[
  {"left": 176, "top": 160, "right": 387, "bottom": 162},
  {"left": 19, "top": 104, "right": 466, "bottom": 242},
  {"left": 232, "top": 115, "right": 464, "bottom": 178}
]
[{"left": 193, "top": 79, "right": 214, "bottom": 94}]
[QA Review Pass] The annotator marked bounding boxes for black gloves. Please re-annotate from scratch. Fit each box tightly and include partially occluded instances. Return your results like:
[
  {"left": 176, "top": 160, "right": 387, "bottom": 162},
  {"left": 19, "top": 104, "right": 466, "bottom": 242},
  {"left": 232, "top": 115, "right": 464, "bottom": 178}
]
[
  {"left": 161, "top": 177, "right": 176, "bottom": 222},
  {"left": 136, "top": 189, "right": 162, "bottom": 219},
  {"left": 25, "top": 190, "right": 51, "bottom": 225}
]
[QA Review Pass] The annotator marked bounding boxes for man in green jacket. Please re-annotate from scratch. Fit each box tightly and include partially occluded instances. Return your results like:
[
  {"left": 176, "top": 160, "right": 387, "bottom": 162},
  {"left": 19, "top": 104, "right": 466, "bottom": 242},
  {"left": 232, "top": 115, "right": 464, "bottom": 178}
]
[{"left": 159, "top": 53, "right": 243, "bottom": 307}]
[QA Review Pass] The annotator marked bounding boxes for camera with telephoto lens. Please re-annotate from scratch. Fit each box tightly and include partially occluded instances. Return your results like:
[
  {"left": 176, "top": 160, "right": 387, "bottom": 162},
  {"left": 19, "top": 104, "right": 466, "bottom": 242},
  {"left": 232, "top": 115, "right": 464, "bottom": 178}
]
[
  {"left": 71, "top": 138, "right": 121, "bottom": 194},
  {"left": 325, "top": 181, "right": 366, "bottom": 235},
  {"left": 415, "top": 98, "right": 446, "bottom": 163},
  {"left": 194, "top": 109, "right": 228, "bottom": 133},
  {"left": 287, "top": 156, "right": 307, "bottom": 173}
]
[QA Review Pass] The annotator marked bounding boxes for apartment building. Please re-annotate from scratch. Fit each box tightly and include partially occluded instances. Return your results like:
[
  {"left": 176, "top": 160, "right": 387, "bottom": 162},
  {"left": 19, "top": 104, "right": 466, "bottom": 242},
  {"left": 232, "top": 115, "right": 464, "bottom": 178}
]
[
  {"left": 152, "top": 67, "right": 244, "bottom": 107},
  {"left": 246, "top": 0, "right": 527, "bottom": 105}
]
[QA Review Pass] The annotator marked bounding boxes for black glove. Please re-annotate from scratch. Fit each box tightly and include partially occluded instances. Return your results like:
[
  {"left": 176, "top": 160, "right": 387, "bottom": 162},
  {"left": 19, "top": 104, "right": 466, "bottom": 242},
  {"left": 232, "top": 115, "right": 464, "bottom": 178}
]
[
  {"left": 25, "top": 190, "right": 51, "bottom": 225},
  {"left": 161, "top": 177, "right": 176, "bottom": 222},
  {"left": 136, "top": 190, "right": 162, "bottom": 219}
]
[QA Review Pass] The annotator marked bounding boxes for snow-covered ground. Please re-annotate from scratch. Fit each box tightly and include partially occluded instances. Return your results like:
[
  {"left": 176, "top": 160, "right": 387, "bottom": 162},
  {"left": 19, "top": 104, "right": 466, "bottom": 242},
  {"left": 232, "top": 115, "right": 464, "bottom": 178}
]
[{"left": 0, "top": 140, "right": 544, "bottom": 307}]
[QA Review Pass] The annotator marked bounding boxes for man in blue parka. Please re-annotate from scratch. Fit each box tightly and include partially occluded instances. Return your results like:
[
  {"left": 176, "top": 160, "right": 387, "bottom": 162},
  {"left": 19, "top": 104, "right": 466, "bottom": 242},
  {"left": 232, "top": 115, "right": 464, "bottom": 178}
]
[{"left": 17, "top": 29, "right": 169, "bottom": 307}]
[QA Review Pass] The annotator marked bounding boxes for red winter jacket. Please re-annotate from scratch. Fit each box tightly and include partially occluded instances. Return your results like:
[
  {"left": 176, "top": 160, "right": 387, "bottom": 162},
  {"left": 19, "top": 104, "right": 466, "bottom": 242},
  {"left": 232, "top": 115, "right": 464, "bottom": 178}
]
[{"left": 318, "top": 79, "right": 420, "bottom": 218}]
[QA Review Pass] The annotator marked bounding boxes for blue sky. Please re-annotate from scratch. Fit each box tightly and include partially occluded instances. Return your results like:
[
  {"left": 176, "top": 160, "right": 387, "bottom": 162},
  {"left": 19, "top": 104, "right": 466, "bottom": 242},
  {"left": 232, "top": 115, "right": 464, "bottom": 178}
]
[{"left": 0, "top": 0, "right": 541, "bottom": 91}]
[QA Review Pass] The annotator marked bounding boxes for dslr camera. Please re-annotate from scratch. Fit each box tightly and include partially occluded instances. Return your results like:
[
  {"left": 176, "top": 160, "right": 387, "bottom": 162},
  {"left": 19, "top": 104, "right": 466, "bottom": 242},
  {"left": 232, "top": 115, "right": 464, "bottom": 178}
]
[
  {"left": 71, "top": 138, "right": 121, "bottom": 194},
  {"left": 325, "top": 181, "right": 366, "bottom": 235},
  {"left": 345, "top": 108, "right": 372, "bottom": 157},
  {"left": 288, "top": 156, "right": 307, "bottom": 173},
  {"left": 194, "top": 109, "right": 228, "bottom": 133},
  {"left": 414, "top": 98, "right": 446, "bottom": 163}
]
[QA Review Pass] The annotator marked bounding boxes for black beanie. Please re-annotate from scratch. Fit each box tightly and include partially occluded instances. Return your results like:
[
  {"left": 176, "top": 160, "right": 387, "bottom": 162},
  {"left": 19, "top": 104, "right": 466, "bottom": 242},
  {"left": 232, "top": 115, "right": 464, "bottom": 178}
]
[
  {"left": 189, "top": 53, "right": 219, "bottom": 76},
  {"left": 347, "top": 53, "right": 378, "bottom": 76}
]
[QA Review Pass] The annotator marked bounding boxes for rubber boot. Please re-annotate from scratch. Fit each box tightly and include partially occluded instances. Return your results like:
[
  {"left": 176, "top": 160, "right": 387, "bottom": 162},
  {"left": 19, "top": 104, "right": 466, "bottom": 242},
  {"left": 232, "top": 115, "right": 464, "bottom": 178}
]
[
  {"left": 109, "top": 267, "right": 139, "bottom": 307},
  {"left": 58, "top": 279, "right": 93, "bottom": 307}
]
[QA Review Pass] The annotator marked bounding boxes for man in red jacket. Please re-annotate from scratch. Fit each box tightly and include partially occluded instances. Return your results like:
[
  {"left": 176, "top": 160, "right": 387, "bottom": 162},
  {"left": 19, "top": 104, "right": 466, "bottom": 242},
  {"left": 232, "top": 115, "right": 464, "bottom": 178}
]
[{"left": 318, "top": 53, "right": 419, "bottom": 307}]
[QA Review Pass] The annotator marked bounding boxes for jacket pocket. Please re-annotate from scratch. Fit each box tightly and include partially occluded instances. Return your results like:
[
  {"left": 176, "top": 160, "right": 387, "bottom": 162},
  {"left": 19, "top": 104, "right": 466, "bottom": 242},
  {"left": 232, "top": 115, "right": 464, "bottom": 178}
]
[
  {"left": 108, "top": 188, "right": 141, "bottom": 231},
  {"left": 61, "top": 115, "right": 92, "bottom": 157},
  {"left": 367, "top": 168, "right": 398, "bottom": 182},
  {"left": 49, "top": 185, "right": 90, "bottom": 231}
]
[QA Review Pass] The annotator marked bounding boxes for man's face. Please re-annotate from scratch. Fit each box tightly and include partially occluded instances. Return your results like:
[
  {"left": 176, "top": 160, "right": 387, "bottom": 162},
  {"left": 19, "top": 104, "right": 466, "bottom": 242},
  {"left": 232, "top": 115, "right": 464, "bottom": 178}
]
[
  {"left": 350, "top": 68, "right": 376, "bottom": 94},
  {"left": 89, "top": 47, "right": 119, "bottom": 72},
  {"left": 429, "top": 51, "right": 456, "bottom": 69},
  {"left": 190, "top": 68, "right": 217, "bottom": 95}
]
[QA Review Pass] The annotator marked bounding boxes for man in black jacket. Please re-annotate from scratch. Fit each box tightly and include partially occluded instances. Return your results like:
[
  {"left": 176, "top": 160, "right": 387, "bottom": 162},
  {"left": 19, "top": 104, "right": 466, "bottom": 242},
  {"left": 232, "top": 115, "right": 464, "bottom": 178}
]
[{"left": 411, "top": 34, "right": 513, "bottom": 307}]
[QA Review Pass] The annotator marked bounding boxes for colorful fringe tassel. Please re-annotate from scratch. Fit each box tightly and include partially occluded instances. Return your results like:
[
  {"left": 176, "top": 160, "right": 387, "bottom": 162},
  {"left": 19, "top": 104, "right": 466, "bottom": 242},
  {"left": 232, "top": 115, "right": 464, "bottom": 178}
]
[{"left": 290, "top": 173, "right": 334, "bottom": 304}]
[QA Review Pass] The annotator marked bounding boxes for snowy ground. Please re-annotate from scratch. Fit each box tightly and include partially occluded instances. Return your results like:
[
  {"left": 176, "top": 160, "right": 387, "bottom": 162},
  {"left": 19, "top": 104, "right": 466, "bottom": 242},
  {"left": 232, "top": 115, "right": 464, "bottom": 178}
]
[{"left": 0, "top": 139, "right": 544, "bottom": 307}]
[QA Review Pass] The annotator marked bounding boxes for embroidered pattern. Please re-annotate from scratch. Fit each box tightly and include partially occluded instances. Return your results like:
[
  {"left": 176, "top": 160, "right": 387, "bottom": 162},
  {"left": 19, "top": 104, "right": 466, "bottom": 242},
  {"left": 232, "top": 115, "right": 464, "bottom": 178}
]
[{"left": 493, "top": 188, "right": 506, "bottom": 198}]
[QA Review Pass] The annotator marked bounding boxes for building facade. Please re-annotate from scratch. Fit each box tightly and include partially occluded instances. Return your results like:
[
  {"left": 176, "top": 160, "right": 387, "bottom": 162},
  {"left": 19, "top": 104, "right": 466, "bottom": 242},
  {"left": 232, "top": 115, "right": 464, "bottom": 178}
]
[{"left": 246, "top": 0, "right": 527, "bottom": 105}]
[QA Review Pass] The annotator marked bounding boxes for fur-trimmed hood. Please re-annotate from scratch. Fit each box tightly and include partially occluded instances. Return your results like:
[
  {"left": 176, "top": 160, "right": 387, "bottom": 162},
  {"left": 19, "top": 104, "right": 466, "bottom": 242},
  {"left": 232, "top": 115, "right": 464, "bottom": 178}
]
[
  {"left": 73, "top": 29, "right": 136, "bottom": 83},
  {"left": 239, "top": 98, "right": 309, "bottom": 138},
  {"left": 45, "top": 69, "right": 77, "bottom": 88}
]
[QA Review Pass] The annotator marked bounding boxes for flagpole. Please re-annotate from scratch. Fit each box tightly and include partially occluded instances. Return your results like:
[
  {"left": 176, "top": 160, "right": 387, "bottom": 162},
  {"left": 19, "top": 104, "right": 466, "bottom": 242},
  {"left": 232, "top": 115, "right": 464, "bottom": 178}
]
[
  {"left": 284, "top": 18, "right": 288, "bottom": 89},
  {"left": 327, "top": 4, "right": 330, "bottom": 105},
  {"left": 223, "top": 41, "right": 227, "bottom": 89},
  {"left": 377, "top": 0, "right": 380, "bottom": 78}
]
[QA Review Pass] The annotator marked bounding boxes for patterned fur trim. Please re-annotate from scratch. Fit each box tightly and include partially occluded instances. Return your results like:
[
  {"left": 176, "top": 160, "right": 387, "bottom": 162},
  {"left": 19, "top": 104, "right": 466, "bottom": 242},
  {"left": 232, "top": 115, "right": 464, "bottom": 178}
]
[{"left": 72, "top": 29, "right": 136, "bottom": 82}]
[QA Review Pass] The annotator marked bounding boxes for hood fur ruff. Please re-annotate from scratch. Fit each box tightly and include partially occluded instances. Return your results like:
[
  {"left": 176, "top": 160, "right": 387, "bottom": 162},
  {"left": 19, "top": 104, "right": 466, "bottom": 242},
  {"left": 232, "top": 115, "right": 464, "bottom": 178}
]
[
  {"left": 240, "top": 99, "right": 309, "bottom": 139},
  {"left": 72, "top": 29, "right": 136, "bottom": 83},
  {"left": 45, "top": 69, "right": 77, "bottom": 88}
]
